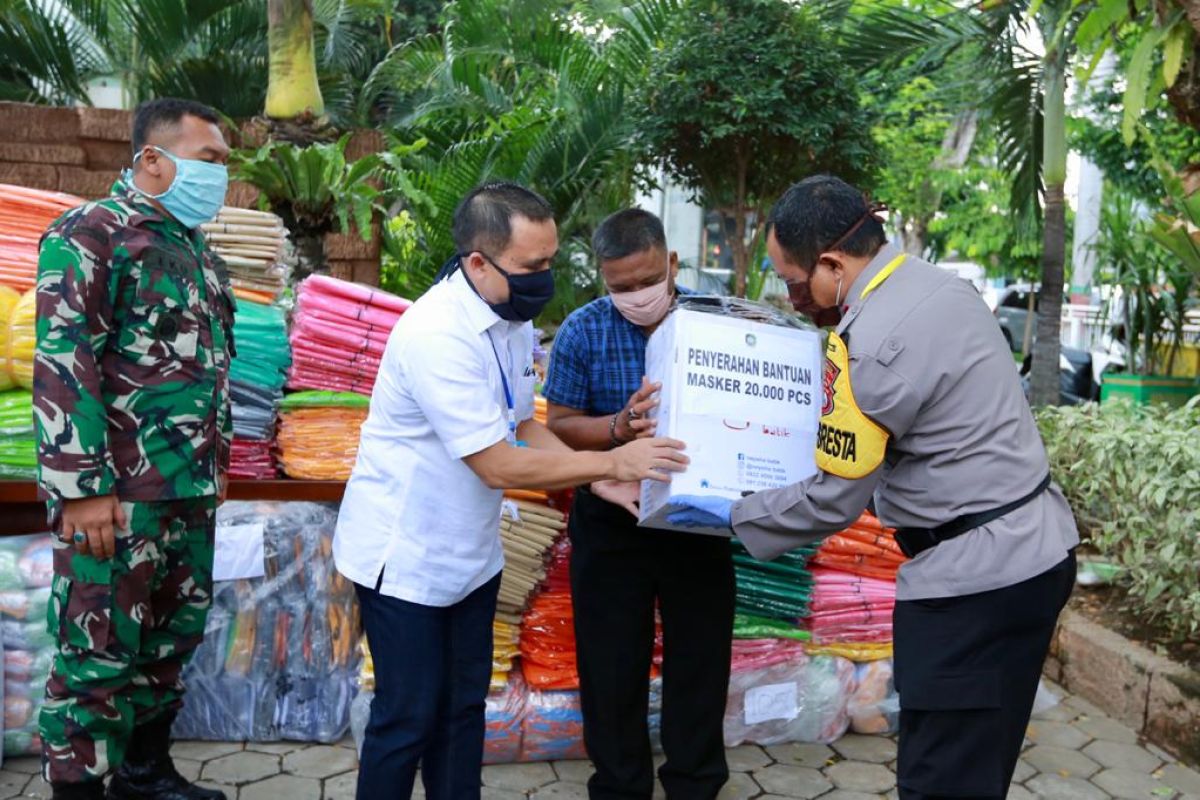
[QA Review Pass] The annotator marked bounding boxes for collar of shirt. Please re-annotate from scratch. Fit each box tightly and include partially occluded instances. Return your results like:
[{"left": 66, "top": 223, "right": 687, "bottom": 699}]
[
  {"left": 838, "top": 242, "right": 904, "bottom": 332},
  {"left": 448, "top": 268, "right": 508, "bottom": 335},
  {"left": 109, "top": 174, "right": 204, "bottom": 246}
]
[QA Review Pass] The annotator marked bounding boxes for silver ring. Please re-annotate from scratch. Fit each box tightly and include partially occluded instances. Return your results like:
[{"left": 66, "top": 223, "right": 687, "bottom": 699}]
[{"left": 627, "top": 408, "right": 640, "bottom": 421}]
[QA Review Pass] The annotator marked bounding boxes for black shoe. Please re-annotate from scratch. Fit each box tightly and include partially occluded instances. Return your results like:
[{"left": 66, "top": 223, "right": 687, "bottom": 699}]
[
  {"left": 51, "top": 782, "right": 106, "bottom": 800},
  {"left": 105, "top": 758, "right": 226, "bottom": 800}
]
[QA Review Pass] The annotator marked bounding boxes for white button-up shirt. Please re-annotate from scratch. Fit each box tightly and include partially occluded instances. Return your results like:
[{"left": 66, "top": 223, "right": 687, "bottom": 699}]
[{"left": 333, "top": 270, "right": 536, "bottom": 606}]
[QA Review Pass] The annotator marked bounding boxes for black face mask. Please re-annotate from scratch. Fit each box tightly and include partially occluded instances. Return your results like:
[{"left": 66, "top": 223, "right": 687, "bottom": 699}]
[
  {"left": 786, "top": 276, "right": 843, "bottom": 328},
  {"left": 439, "top": 253, "right": 557, "bottom": 323}
]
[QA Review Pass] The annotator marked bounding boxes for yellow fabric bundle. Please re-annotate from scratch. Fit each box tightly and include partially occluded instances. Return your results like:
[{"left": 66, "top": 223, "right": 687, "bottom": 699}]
[
  {"left": 0, "top": 286, "right": 21, "bottom": 391},
  {"left": 9, "top": 289, "right": 35, "bottom": 388}
]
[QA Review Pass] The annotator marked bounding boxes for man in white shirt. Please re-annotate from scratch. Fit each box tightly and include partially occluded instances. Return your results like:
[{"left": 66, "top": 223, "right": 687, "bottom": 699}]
[{"left": 333, "top": 182, "right": 687, "bottom": 800}]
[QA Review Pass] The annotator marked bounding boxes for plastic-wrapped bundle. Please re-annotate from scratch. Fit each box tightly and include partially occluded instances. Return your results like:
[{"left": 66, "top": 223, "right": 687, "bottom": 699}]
[
  {"left": 519, "top": 592, "right": 577, "bottom": 690},
  {"left": 519, "top": 686, "right": 586, "bottom": 762},
  {"left": 723, "top": 641, "right": 854, "bottom": 747},
  {"left": 287, "top": 275, "right": 412, "bottom": 396},
  {"left": 731, "top": 539, "right": 817, "bottom": 624},
  {"left": 0, "top": 290, "right": 36, "bottom": 390},
  {"left": 172, "top": 501, "right": 360, "bottom": 743},
  {"left": 201, "top": 207, "right": 289, "bottom": 303},
  {"left": 497, "top": 499, "right": 566, "bottom": 618},
  {"left": 484, "top": 672, "right": 528, "bottom": 764},
  {"left": 847, "top": 659, "right": 899, "bottom": 735},
  {"left": 810, "top": 512, "right": 906, "bottom": 580},
  {"left": 0, "top": 184, "right": 84, "bottom": 292},
  {"left": 228, "top": 439, "right": 277, "bottom": 480},
  {"left": 276, "top": 392, "right": 369, "bottom": 480},
  {"left": 0, "top": 534, "right": 55, "bottom": 756},
  {"left": 0, "top": 390, "right": 34, "bottom": 479},
  {"left": 492, "top": 620, "right": 520, "bottom": 691},
  {"left": 807, "top": 569, "right": 895, "bottom": 644}
]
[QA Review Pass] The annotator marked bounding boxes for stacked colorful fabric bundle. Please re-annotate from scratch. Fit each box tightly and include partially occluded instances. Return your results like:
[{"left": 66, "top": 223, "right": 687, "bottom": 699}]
[
  {"left": 227, "top": 300, "right": 291, "bottom": 479},
  {"left": 0, "top": 287, "right": 35, "bottom": 390},
  {"left": 0, "top": 534, "right": 55, "bottom": 756},
  {"left": 200, "top": 207, "right": 288, "bottom": 303},
  {"left": 0, "top": 390, "right": 34, "bottom": 479},
  {"left": 804, "top": 513, "right": 905, "bottom": 661},
  {"left": 519, "top": 536, "right": 577, "bottom": 690},
  {"left": 173, "top": 502, "right": 360, "bottom": 742},
  {"left": 276, "top": 391, "right": 369, "bottom": 480},
  {"left": 288, "top": 275, "right": 411, "bottom": 396},
  {"left": 491, "top": 620, "right": 522, "bottom": 691},
  {"left": 0, "top": 185, "right": 83, "bottom": 292},
  {"left": 731, "top": 539, "right": 819, "bottom": 634},
  {"left": 809, "top": 512, "right": 905, "bottom": 580},
  {"left": 724, "top": 641, "right": 855, "bottom": 747},
  {"left": 497, "top": 499, "right": 566, "bottom": 616}
]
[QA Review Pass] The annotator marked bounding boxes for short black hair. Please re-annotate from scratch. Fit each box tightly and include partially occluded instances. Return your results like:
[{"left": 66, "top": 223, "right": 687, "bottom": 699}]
[
  {"left": 592, "top": 208, "right": 667, "bottom": 262},
  {"left": 768, "top": 175, "right": 886, "bottom": 271},
  {"left": 131, "top": 98, "right": 221, "bottom": 154},
  {"left": 452, "top": 182, "right": 554, "bottom": 255}
]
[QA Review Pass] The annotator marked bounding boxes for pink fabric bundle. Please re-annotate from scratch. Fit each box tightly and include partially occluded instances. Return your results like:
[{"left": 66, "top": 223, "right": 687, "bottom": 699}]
[
  {"left": 731, "top": 638, "right": 809, "bottom": 673},
  {"left": 806, "top": 568, "right": 896, "bottom": 644},
  {"left": 287, "top": 275, "right": 412, "bottom": 396},
  {"left": 228, "top": 438, "right": 278, "bottom": 480}
]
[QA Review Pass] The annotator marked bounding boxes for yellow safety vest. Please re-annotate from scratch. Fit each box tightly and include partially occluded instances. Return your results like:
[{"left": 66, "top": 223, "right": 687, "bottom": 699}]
[{"left": 816, "top": 254, "right": 905, "bottom": 480}]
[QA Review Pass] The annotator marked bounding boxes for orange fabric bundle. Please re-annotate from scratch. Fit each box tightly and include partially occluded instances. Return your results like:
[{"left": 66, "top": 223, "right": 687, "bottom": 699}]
[
  {"left": 520, "top": 592, "right": 579, "bottom": 689},
  {"left": 0, "top": 185, "right": 85, "bottom": 292},
  {"left": 810, "top": 513, "right": 906, "bottom": 579},
  {"left": 275, "top": 406, "right": 368, "bottom": 480}
]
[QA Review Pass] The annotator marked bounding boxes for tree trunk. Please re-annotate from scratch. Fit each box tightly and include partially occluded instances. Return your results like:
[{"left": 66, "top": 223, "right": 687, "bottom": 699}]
[
  {"left": 291, "top": 228, "right": 328, "bottom": 281},
  {"left": 730, "top": 145, "right": 751, "bottom": 297},
  {"left": 1031, "top": 53, "right": 1068, "bottom": 408},
  {"left": 900, "top": 216, "right": 928, "bottom": 256},
  {"left": 266, "top": 0, "right": 326, "bottom": 121}
]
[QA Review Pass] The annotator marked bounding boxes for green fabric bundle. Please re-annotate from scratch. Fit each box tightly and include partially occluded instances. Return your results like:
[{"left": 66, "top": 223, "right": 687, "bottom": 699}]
[
  {"left": 0, "top": 390, "right": 34, "bottom": 479},
  {"left": 731, "top": 538, "right": 817, "bottom": 624}
]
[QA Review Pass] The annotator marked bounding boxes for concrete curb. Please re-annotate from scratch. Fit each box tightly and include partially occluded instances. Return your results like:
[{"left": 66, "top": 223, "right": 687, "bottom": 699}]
[{"left": 1046, "top": 608, "right": 1200, "bottom": 766}]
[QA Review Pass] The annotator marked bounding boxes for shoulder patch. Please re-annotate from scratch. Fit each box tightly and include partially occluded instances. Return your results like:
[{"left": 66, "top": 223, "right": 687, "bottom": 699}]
[{"left": 817, "top": 332, "right": 889, "bottom": 479}]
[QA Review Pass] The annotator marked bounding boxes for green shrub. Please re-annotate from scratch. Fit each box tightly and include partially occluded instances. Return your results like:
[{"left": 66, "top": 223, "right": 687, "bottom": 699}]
[{"left": 1037, "top": 399, "right": 1200, "bottom": 641}]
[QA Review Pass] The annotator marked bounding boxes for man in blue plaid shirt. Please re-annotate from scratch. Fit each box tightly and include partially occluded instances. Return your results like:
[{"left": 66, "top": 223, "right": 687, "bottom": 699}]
[{"left": 544, "top": 209, "right": 735, "bottom": 800}]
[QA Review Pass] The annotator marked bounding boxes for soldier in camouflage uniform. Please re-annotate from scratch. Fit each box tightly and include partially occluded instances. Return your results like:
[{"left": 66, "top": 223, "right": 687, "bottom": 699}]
[{"left": 34, "top": 98, "right": 235, "bottom": 800}]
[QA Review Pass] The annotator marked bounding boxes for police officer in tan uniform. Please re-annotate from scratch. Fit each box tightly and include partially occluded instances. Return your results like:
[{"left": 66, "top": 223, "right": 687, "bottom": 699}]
[{"left": 670, "top": 175, "right": 1079, "bottom": 799}]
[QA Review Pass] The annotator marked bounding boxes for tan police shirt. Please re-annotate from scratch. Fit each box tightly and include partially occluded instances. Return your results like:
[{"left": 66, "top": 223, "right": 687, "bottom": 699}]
[{"left": 731, "top": 244, "right": 1080, "bottom": 600}]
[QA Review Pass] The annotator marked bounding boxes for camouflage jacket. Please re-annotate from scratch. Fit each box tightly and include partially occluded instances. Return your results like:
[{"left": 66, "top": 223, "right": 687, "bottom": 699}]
[{"left": 34, "top": 176, "right": 235, "bottom": 503}]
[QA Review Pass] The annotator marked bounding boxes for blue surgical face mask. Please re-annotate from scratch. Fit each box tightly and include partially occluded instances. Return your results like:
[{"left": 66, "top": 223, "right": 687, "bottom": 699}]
[{"left": 130, "top": 146, "right": 228, "bottom": 229}]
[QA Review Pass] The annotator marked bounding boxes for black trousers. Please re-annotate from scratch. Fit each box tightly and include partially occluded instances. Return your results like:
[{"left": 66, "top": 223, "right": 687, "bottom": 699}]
[
  {"left": 894, "top": 550, "right": 1076, "bottom": 799},
  {"left": 569, "top": 488, "right": 736, "bottom": 800},
  {"left": 354, "top": 573, "right": 500, "bottom": 800}
]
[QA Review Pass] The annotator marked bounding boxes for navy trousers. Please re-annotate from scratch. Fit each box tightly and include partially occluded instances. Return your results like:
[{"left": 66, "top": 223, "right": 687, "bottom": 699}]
[{"left": 354, "top": 572, "right": 501, "bottom": 800}]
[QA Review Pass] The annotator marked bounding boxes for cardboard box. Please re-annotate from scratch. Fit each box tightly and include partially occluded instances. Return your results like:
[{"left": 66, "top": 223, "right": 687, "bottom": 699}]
[{"left": 639, "top": 304, "right": 822, "bottom": 536}]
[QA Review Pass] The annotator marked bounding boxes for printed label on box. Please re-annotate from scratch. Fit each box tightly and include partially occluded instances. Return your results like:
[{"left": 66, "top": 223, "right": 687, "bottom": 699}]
[
  {"left": 744, "top": 682, "right": 799, "bottom": 725},
  {"left": 213, "top": 522, "right": 266, "bottom": 582},
  {"left": 680, "top": 322, "right": 820, "bottom": 429}
]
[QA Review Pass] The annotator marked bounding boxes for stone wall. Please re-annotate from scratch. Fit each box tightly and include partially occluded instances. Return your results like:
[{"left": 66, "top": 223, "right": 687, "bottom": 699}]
[{"left": 0, "top": 101, "right": 383, "bottom": 285}]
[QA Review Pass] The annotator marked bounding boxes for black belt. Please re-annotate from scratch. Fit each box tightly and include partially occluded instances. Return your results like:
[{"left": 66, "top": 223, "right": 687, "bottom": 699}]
[{"left": 895, "top": 473, "right": 1053, "bottom": 559}]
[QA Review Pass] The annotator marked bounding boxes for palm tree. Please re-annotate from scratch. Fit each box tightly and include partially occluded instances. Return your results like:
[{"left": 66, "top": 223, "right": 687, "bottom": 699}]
[
  {"left": 0, "top": 0, "right": 268, "bottom": 117},
  {"left": 849, "top": 1, "right": 1081, "bottom": 407},
  {"left": 264, "top": 0, "right": 332, "bottom": 143},
  {"left": 363, "top": 0, "right": 674, "bottom": 310}
]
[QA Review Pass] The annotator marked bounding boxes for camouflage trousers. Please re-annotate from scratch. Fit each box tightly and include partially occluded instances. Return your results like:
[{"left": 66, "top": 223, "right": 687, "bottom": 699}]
[{"left": 40, "top": 498, "right": 216, "bottom": 784}]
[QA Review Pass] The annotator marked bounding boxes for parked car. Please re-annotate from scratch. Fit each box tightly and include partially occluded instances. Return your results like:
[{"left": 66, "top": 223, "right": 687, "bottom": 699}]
[{"left": 994, "top": 284, "right": 1038, "bottom": 353}]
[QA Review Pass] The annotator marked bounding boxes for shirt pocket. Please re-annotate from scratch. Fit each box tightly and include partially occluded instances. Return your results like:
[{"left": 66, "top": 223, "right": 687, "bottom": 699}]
[
  {"left": 118, "top": 250, "right": 202, "bottom": 365},
  {"left": 515, "top": 373, "right": 538, "bottom": 421}
]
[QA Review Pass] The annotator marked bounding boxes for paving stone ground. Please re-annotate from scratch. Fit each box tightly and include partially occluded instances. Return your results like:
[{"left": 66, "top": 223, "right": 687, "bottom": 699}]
[{"left": 3, "top": 682, "right": 1197, "bottom": 799}]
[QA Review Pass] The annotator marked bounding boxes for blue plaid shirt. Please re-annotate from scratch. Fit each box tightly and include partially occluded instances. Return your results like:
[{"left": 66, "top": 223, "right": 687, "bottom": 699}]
[{"left": 544, "top": 291, "right": 688, "bottom": 416}]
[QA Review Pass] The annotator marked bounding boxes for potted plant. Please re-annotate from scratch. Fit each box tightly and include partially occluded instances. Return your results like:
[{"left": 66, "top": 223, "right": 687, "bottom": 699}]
[{"left": 1095, "top": 171, "right": 1199, "bottom": 407}]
